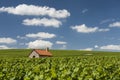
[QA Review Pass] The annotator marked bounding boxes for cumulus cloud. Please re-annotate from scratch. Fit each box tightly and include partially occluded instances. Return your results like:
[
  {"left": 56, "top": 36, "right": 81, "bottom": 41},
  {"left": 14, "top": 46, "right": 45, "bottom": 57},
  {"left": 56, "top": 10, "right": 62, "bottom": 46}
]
[
  {"left": 0, "top": 37, "right": 17, "bottom": 44},
  {"left": 71, "top": 24, "right": 98, "bottom": 33},
  {"left": 94, "top": 45, "right": 99, "bottom": 48},
  {"left": 100, "top": 45, "right": 120, "bottom": 50},
  {"left": 0, "top": 4, "right": 70, "bottom": 18},
  {"left": 71, "top": 24, "right": 110, "bottom": 33},
  {"left": 0, "top": 45, "right": 10, "bottom": 49},
  {"left": 26, "top": 32, "right": 56, "bottom": 39},
  {"left": 28, "top": 40, "right": 53, "bottom": 49},
  {"left": 80, "top": 48, "right": 93, "bottom": 51},
  {"left": 56, "top": 41, "right": 67, "bottom": 45},
  {"left": 109, "top": 22, "right": 120, "bottom": 27},
  {"left": 23, "top": 18, "right": 62, "bottom": 28}
]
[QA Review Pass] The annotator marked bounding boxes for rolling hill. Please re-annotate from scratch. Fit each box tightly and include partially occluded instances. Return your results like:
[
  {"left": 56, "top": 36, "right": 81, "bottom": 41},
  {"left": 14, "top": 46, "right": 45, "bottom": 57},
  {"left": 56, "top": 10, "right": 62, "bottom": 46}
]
[{"left": 0, "top": 49, "right": 120, "bottom": 58}]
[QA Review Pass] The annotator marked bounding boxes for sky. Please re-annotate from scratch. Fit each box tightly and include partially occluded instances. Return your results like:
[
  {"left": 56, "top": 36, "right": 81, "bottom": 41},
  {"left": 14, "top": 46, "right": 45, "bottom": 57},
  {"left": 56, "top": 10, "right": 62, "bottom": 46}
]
[{"left": 0, "top": 0, "right": 120, "bottom": 51}]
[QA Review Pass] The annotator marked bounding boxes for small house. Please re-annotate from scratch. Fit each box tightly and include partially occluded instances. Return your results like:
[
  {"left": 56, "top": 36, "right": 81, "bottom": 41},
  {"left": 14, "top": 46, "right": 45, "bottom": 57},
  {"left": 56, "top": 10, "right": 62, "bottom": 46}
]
[{"left": 29, "top": 48, "right": 52, "bottom": 58}]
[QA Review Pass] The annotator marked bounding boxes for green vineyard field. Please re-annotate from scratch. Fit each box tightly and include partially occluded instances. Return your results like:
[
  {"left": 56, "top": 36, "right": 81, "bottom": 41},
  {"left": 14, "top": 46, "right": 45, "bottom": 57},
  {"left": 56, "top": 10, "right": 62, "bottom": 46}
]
[
  {"left": 0, "top": 57, "right": 120, "bottom": 80},
  {"left": 0, "top": 49, "right": 120, "bottom": 80},
  {"left": 0, "top": 49, "right": 120, "bottom": 58}
]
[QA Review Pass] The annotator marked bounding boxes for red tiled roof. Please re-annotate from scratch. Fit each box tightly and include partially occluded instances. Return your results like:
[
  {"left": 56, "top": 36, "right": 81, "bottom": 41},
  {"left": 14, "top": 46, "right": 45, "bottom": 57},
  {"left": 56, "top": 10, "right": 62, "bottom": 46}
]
[{"left": 34, "top": 49, "right": 52, "bottom": 56}]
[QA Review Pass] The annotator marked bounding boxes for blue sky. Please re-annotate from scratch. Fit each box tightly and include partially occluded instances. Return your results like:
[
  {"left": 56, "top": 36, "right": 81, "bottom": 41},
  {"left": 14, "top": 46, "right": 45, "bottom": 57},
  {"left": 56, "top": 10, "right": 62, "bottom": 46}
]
[{"left": 0, "top": 0, "right": 120, "bottom": 51}]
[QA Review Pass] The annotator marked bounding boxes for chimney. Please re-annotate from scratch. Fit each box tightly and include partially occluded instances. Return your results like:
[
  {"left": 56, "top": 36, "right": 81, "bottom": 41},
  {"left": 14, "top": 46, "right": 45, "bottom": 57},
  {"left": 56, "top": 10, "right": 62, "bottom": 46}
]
[{"left": 46, "top": 47, "right": 49, "bottom": 52}]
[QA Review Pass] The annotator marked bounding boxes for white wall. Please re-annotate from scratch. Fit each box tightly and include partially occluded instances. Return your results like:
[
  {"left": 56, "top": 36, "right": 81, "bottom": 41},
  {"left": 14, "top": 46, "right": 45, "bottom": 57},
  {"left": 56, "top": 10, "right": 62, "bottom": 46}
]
[{"left": 29, "top": 51, "right": 39, "bottom": 58}]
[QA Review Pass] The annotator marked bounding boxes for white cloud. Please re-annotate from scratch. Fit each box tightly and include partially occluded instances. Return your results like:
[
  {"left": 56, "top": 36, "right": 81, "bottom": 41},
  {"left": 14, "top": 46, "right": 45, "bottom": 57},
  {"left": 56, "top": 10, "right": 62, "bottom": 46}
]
[
  {"left": 109, "top": 22, "right": 120, "bottom": 27},
  {"left": 80, "top": 48, "right": 93, "bottom": 51},
  {"left": 71, "top": 24, "right": 110, "bottom": 33},
  {"left": 23, "top": 18, "right": 62, "bottom": 28},
  {"left": 26, "top": 32, "right": 56, "bottom": 39},
  {"left": 60, "top": 36, "right": 64, "bottom": 38},
  {"left": 19, "top": 43, "right": 25, "bottom": 46},
  {"left": 94, "top": 45, "right": 99, "bottom": 48},
  {"left": 17, "top": 36, "right": 27, "bottom": 40},
  {"left": 71, "top": 24, "right": 98, "bottom": 33},
  {"left": 0, "top": 45, "right": 10, "bottom": 49},
  {"left": 0, "top": 4, "right": 70, "bottom": 18},
  {"left": 100, "top": 45, "right": 120, "bottom": 50},
  {"left": 98, "top": 28, "right": 110, "bottom": 32},
  {"left": 100, "top": 19, "right": 115, "bottom": 24},
  {"left": 56, "top": 41, "right": 67, "bottom": 45},
  {"left": 28, "top": 40, "right": 53, "bottom": 49},
  {"left": 0, "top": 37, "right": 17, "bottom": 44},
  {"left": 82, "top": 9, "right": 88, "bottom": 13},
  {"left": 62, "top": 45, "right": 67, "bottom": 49},
  {"left": 60, "top": 45, "right": 67, "bottom": 49}
]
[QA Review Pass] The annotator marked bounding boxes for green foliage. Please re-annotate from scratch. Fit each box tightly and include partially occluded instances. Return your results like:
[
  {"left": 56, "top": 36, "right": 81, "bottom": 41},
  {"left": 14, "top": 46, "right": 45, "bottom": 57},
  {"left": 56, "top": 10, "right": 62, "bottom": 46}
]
[
  {"left": 0, "top": 57, "right": 120, "bottom": 79},
  {"left": 0, "top": 49, "right": 120, "bottom": 79}
]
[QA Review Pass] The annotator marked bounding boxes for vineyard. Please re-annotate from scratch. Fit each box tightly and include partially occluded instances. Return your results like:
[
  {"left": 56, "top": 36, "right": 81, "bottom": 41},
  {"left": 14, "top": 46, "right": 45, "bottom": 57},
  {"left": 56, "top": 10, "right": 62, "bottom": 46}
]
[
  {"left": 0, "top": 49, "right": 120, "bottom": 58},
  {"left": 0, "top": 56, "right": 120, "bottom": 80}
]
